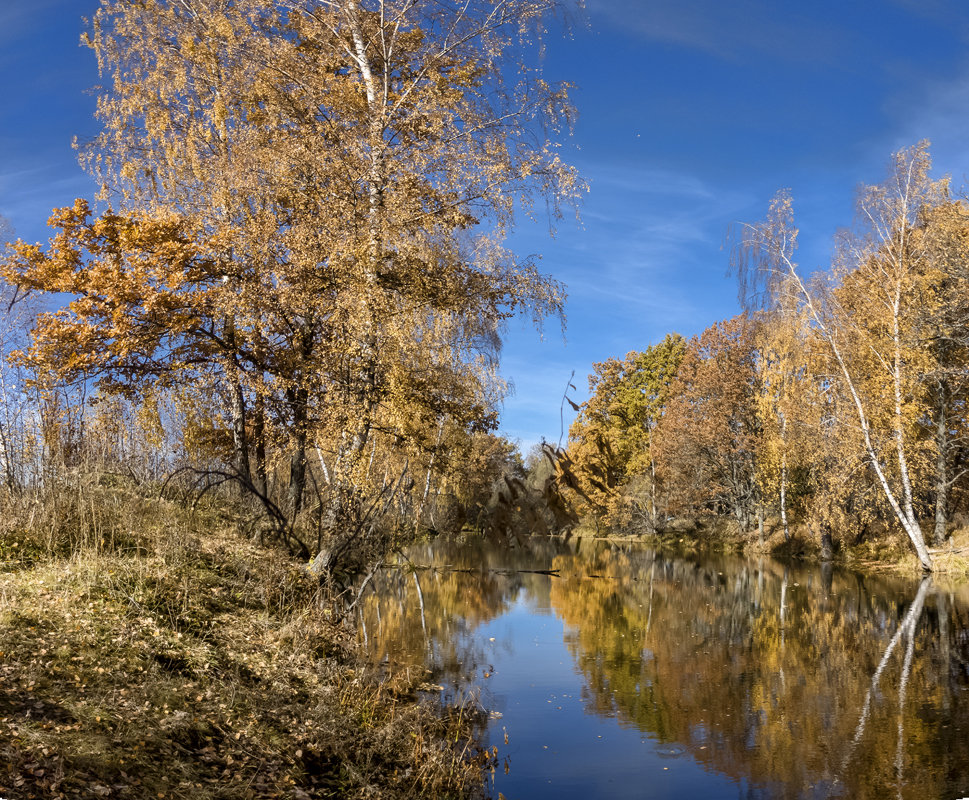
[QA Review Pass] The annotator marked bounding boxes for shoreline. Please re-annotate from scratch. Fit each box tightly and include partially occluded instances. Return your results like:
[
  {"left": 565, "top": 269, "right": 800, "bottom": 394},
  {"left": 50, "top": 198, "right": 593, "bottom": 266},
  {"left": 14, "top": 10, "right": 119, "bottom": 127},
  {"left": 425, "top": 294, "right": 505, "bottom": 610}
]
[
  {"left": 3, "top": 487, "right": 966, "bottom": 798},
  {"left": 542, "top": 519, "right": 969, "bottom": 579}
]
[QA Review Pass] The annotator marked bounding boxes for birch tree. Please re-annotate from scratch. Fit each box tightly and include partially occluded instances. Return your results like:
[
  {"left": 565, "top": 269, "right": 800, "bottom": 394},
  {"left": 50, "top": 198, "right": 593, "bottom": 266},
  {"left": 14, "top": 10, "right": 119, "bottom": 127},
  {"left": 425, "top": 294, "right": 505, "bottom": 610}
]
[
  {"left": 734, "top": 143, "right": 944, "bottom": 570},
  {"left": 7, "top": 0, "right": 581, "bottom": 575},
  {"left": 753, "top": 311, "right": 817, "bottom": 543}
]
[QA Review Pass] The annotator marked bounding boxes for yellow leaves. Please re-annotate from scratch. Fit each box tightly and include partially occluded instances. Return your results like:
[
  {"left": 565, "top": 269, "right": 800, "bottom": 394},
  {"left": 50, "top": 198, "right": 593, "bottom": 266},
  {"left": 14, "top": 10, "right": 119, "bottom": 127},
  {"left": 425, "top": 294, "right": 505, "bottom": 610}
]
[
  {"left": 211, "top": 98, "right": 228, "bottom": 134},
  {"left": 2, "top": 202, "right": 223, "bottom": 395},
  {"left": 210, "top": 14, "right": 235, "bottom": 41},
  {"left": 120, "top": 161, "right": 139, "bottom": 183},
  {"left": 12, "top": 0, "right": 581, "bottom": 555}
]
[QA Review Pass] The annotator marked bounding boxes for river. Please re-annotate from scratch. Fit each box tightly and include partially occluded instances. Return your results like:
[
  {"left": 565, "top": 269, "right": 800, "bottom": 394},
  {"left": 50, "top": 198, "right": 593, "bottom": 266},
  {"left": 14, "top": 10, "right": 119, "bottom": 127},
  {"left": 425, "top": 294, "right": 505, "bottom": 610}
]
[{"left": 357, "top": 536, "right": 969, "bottom": 800}]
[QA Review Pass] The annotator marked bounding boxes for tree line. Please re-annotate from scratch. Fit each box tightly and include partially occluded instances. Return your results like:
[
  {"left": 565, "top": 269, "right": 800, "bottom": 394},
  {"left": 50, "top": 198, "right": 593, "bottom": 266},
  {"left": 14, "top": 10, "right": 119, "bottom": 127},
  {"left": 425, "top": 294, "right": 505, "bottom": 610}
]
[{"left": 565, "top": 143, "right": 969, "bottom": 572}]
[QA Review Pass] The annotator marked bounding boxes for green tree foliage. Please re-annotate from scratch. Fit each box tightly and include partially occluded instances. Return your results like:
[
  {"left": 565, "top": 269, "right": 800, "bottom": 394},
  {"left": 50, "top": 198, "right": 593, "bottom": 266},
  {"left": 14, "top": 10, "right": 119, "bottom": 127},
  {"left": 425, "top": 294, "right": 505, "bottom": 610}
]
[{"left": 566, "top": 334, "right": 685, "bottom": 530}]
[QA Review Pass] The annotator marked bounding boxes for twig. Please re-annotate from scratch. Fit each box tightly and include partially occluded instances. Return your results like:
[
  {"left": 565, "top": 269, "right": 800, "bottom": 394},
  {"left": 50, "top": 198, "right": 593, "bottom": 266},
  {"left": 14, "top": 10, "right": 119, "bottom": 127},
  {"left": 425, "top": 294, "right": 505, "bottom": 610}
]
[
  {"left": 381, "top": 564, "right": 560, "bottom": 577},
  {"left": 558, "top": 369, "right": 576, "bottom": 449}
]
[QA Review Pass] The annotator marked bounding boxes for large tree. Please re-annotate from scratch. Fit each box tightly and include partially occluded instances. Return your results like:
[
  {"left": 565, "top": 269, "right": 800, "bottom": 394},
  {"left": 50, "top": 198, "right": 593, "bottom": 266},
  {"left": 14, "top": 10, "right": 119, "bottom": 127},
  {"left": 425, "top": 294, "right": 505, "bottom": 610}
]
[
  {"left": 6, "top": 0, "right": 581, "bottom": 577},
  {"left": 567, "top": 333, "right": 685, "bottom": 529},
  {"left": 752, "top": 309, "right": 819, "bottom": 543}
]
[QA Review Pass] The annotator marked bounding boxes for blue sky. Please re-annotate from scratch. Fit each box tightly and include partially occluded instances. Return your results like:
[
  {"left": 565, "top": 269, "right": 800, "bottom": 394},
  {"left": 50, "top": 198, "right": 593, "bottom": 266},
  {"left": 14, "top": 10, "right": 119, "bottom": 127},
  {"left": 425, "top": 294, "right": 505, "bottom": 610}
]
[{"left": 5, "top": 1, "right": 969, "bottom": 452}]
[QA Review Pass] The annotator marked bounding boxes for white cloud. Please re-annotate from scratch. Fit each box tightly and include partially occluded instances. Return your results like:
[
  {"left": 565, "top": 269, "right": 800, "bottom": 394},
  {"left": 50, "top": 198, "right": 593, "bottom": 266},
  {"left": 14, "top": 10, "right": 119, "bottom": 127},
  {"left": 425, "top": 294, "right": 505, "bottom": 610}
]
[
  {"left": 498, "top": 160, "right": 751, "bottom": 443},
  {"left": 588, "top": 165, "right": 717, "bottom": 201}
]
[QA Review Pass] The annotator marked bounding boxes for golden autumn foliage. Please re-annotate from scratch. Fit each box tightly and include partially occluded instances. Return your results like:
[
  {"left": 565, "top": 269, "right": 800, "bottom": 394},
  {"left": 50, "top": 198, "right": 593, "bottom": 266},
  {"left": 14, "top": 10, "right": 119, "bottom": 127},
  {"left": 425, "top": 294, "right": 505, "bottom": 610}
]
[
  {"left": 563, "top": 144, "right": 969, "bottom": 570},
  {"left": 558, "top": 144, "right": 969, "bottom": 572},
  {"left": 565, "top": 334, "right": 686, "bottom": 530},
  {"left": 653, "top": 315, "right": 764, "bottom": 530},
  {"left": 2, "top": 0, "right": 583, "bottom": 583},
  {"left": 2, "top": 200, "right": 227, "bottom": 393}
]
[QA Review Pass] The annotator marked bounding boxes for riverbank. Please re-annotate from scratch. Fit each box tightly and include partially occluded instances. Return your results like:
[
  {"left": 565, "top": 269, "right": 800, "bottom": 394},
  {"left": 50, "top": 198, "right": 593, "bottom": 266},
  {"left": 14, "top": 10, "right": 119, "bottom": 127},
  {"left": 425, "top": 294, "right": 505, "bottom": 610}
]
[
  {"left": 0, "top": 487, "right": 487, "bottom": 799},
  {"left": 568, "top": 515, "right": 969, "bottom": 577}
]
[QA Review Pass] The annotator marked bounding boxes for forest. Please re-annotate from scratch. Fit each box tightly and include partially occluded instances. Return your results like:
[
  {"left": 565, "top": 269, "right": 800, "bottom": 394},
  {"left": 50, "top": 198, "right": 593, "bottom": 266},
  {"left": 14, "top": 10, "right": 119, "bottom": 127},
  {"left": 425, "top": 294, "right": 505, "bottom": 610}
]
[
  {"left": 0, "top": 0, "right": 576, "bottom": 795},
  {"left": 0, "top": 1, "right": 959, "bottom": 597},
  {"left": 564, "top": 143, "right": 969, "bottom": 574}
]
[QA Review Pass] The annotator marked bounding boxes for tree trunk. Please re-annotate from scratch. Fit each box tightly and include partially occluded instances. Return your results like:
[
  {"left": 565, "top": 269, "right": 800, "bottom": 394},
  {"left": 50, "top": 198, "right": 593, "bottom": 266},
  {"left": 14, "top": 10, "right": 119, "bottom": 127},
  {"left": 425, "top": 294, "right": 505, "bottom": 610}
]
[
  {"left": 0, "top": 420, "right": 14, "bottom": 491},
  {"left": 416, "top": 418, "right": 445, "bottom": 528},
  {"left": 838, "top": 343, "right": 932, "bottom": 570},
  {"left": 933, "top": 381, "right": 949, "bottom": 546},
  {"left": 230, "top": 376, "right": 251, "bottom": 494},
  {"left": 780, "top": 415, "right": 790, "bottom": 542},
  {"left": 287, "top": 386, "right": 308, "bottom": 517},
  {"left": 253, "top": 389, "right": 267, "bottom": 497},
  {"left": 224, "top": 316, "right": 251, "bottom": 494},
  {"left": 0, "top": 366, "right": 18, "bottom": 490}
]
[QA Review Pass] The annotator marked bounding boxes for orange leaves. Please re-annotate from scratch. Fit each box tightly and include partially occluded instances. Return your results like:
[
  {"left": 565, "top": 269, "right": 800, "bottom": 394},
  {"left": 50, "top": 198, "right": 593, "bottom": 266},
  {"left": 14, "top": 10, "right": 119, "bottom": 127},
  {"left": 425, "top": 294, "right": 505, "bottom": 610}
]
[
  {"left": 0, "top": 202, "right": 223, "bottom": 394},
  {"left": 653, "top": 316, "right": 763, "bottom": 525}
]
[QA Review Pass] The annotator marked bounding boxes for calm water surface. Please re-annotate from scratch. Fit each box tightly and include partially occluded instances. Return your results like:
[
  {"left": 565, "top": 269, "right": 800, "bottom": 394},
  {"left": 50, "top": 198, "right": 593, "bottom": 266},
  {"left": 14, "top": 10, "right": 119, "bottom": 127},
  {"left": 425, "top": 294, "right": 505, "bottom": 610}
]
[{"left": 358, "top": 537, "right": 969, "bottom": 799}]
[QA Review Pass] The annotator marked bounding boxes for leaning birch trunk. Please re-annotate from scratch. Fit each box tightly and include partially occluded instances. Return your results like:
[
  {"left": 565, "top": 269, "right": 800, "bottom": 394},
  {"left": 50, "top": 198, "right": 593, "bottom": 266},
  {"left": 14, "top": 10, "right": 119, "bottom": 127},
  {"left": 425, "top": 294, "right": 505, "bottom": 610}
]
[
  {"left": 891, "top": 284, "right": 920, "bottom": 534},
  {"left": 734, "top": 194, "right": 934, "bottom": 571},
  {"left": 830, "top": 327, "right": 932, "bottom": 570}
]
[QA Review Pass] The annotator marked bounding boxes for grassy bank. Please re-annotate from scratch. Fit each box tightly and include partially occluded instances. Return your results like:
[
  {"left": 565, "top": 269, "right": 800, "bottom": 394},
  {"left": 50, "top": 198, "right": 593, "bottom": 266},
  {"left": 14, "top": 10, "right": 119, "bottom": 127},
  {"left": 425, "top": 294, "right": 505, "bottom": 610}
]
[{"left": 0, "top": 484, "right": 488, "bottom": 799}]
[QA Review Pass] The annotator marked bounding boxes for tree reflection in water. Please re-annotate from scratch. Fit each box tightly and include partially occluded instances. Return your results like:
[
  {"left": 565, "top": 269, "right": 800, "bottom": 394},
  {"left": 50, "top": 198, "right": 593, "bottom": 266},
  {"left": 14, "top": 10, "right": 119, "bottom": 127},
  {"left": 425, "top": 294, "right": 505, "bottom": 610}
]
[{"left": 360, "top": 537, "right": 969, "bottom": 800}]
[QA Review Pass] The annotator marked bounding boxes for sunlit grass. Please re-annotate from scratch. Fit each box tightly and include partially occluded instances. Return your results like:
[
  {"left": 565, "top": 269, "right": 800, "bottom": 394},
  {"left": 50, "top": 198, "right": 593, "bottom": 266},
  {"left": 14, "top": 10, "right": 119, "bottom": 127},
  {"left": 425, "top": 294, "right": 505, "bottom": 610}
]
[{"left": 0, "top": 486, "right": 486, "bottom": 798}]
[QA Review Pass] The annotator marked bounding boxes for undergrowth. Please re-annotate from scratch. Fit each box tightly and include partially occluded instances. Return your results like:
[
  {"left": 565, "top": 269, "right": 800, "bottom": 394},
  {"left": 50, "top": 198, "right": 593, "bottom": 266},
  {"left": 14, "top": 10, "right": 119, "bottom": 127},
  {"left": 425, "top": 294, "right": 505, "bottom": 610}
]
[{"left": 0, "top": 482, "right": 488, "bottom": 799}]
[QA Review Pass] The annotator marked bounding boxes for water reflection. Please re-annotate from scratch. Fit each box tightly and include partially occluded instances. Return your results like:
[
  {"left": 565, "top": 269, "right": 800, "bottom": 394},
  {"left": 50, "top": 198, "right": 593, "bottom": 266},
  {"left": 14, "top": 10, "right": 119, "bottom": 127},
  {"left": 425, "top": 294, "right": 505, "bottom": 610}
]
[{"left": 359, "top": 538, "right": 969, "bottom": 800}]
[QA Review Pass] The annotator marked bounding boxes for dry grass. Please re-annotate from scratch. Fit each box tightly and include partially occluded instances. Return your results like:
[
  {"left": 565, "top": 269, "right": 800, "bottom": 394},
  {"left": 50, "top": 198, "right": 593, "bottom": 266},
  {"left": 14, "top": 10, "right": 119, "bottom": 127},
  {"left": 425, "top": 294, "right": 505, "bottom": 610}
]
[{"left": 0, "top": 483, "right": 488, "bottom": 799}]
